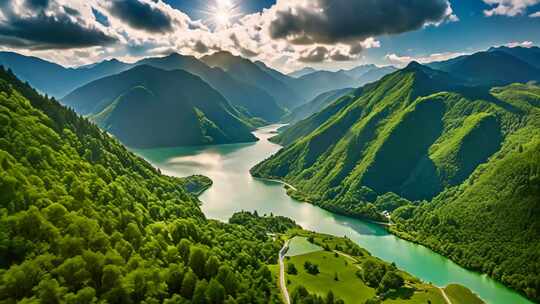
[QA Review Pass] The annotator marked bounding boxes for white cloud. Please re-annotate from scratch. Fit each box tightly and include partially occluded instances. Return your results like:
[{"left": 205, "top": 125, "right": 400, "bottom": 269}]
[
  {"left": 0, "top": 0, "right": 458, "bottom": 70},
  {"left": 385, "top": 52, "right": 468, "bottom": 67},
  {"left": 530, "top": 11, "right": 540, "bottom": 17},
  {"left": 505, "top": 41, "right": 535, "bottom": 47},
  {"left": 483, "top": 0, "right": 540, "bottom": 17}
]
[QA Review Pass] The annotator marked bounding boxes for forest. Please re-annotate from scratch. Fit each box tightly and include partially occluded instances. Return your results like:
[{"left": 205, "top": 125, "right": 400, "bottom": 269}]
[{"left": 0, "top": 67, "right": 292, "bottom": 303}]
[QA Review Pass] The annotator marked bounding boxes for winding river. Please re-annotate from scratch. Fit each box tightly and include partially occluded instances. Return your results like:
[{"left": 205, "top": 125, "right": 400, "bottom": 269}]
[{"left": 133, "top": 125, "right": 532, "bottom": 304}]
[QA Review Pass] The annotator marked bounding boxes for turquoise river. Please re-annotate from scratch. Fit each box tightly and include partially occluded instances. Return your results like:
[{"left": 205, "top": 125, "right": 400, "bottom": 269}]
[{"left": 133, "top": 125, "right": 532, "bottom": 304}]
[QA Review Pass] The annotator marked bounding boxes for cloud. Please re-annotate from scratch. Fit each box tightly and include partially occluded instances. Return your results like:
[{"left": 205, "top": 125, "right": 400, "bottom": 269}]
[
  {"left": 483, "top": 0, "right": 540, "bottom": 17},
  {"left": 0, "top": 1, "right": 117, "bottom": 50},
  {"left": 268, "top": 0, "right": 456, "bottom": 44},
  {"left": 108, "top": 0, "right": 173, "bottom": 33},
  {"left": 298, "top": 46, "right": 328, "bottom": 62},
  {"left": 530, "top": 11, "right": 540, "bottom": 17},
  {"left": 505, "top": 41, "right": 535, "bottom": 47},
  {"left": 385, "top": 51, "right": 468, "bottom": 66}
]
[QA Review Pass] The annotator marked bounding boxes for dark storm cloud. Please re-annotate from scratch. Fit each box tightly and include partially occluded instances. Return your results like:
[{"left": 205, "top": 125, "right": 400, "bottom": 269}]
[
  {"left": 298, "top": 46, "right": 328, "bottom": 63},
  {"left": 270, "top": 0, "right": 453, "bottom": 44},
  {"left": 109, "top": 0, "right": 173, "bottom": 33},
  {"left": 0, "top": 10, "right": 117, "bottom": 50},
  {"left": 26, "top": 0, "right": 49, "bottom": 9}
]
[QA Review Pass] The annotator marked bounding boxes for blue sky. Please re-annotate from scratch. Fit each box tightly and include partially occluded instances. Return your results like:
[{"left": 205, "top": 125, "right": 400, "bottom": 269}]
[{"left": 0, "top": 0, "right": 539, "bottom": 71}]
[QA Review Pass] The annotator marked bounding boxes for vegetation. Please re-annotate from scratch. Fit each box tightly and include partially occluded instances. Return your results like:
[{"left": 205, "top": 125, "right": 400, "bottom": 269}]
[
  {"left": 281, "top": 88, "right": 353, "bottom": 125},
  {"left": 0, "top": 67, "right": 288, "bottom": 303},
  {"left": 279, "top": 231, "right": 482, "bottom": 304},
  {"left": 444, "top": 284, "right": 485, "bottom": 304},
  {"left": 252, "top": 61, "right": 540, "bottom": 301},
  {"left": 63, "top": 65, "right": 258, "bottom": 148}
]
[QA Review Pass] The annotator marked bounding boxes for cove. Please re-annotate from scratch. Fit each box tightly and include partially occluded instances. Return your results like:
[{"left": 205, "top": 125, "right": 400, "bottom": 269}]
[{"left": 133, "top": 125, "right": 532, "bottom": 304}]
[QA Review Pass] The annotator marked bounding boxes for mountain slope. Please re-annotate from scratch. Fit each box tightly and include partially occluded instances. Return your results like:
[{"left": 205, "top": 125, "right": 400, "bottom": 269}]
[
  {"left": 281, "top": 88, "right": 354, "bottom": 125},
  {"left": 63, "top": 65, "right": 257, "bottom": 147},
  {"left": 252, "top": 63, "right": 533, "bottom": 212},
  {"left": 202, "top": 51, "right": 302, "bottom": 108},
  {"left": 392, "top": 84, "right": 540, "bottom": 302},
  {"left": 0, "top": 52, "right": 130, "bottom": 97},
  {"left": 0, "top": 67, "right": 289, "bottom": 303}
]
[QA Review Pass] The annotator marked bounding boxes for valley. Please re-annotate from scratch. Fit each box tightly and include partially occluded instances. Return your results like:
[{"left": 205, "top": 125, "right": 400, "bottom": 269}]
[{"left": 133, "top": 125, "right": 532, "bottom": 304}]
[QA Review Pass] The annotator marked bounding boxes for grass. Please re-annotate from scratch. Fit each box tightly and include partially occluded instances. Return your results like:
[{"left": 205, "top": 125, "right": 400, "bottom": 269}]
[
  {"left": 444, "top": 284, "right": 485, "bottom": 304},
  {"left": 383, "top": 284, "right": 446, "bottom": 304},
  {"left": 285, "top": 250, "right": 376, "bottom": 304},
  {"left": 285, "top": 236, "right": 324, "bottom": 257}
]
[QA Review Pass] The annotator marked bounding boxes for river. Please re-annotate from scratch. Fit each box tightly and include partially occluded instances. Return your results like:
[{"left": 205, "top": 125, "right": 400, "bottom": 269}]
[{"left": 133, "top": 125, "right": 532, "bottom": 304}]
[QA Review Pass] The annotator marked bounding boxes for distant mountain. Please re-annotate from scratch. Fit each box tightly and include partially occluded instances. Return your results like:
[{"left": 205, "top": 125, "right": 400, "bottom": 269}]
[
  {"left": 63, "top": 65, "right": 257, "bottom": 148},
  {"left": 429, "top": 50, "right": 540, "bottom": 86},
  {"left": 0, "top": 52, "right": 130, "bottom": 97},
  {"left": 357, "top": 66, "right": 399, "bottom": 85},
  {"left": 202, "top": 51, "right": 303, "bottom": 108},
  {"left": 281, "top": 87, "right": 353, "bottom": 125},
  {"left": 135, "top": 53, "right": 285, "bottom": 123},
  {"left": 293, "top": 70, "right": 358, "bottom": 102},
  {"left": 288, "top": 67, "right": 318, "bottom": 78},
  {"left": 341, "top": 64, "right": 377, "bottom": 79},
  {"left": 488, "top": 46, "right": 540, "bottom": 68}
]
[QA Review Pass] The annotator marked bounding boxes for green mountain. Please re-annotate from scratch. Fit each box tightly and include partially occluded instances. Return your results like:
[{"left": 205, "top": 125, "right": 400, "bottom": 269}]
[
  {"left": 202, "top": 51, "right": 302, "bottom": 108},
  {"left": 430, "top": 50, "right": 540, "bottom": 86},
  {"left": 252, "top": 62, "right": 540, "bottom": 301},
  {"left": 63, "top": 65, "right": 257, "bottom": 148},
  {"left": 251, "top": 62, "right": 534, "bottom": 212},
  {"left": 0, "top": 52, "right": 130, "bottom": 98},
  {"left": 281, "top": 88, "right": 354, "bottom": 125},
  {"left": 136, "top": 53, "right": 285, "bottom": 123},
  {"left": 0, "top": 66, "right": 296, "bottom": 303}
]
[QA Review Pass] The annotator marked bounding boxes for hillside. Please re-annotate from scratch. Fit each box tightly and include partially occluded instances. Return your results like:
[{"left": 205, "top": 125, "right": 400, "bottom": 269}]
[
  {"left": 252, "top": 63, "right": 536, "bottom": 215},
  {"left": 63, "top": 65, "right": 257, "bottom": 148},
  {"left": 0, "top": 67, "right": 290, "bottom": 303},
  {"left": 0, "top": 52, "right": 130, "bottom": 97},
  {"left": 288, "top": 67, "right": 318, "bottom": 78},
  {"left": 391, "top": 84, "right": 540, "bottom": 302},
  {"left": 202, "top": 51, "right": 302, "bottom": 108},
  {"left": 252, "top": 62, "right": 540, "bottom": 301},
  {"left": 281, "top": 88, "right": 353, "bottom": 125},
  {"left": 357, "top": 66, "right": 399, "bottom": 86}
]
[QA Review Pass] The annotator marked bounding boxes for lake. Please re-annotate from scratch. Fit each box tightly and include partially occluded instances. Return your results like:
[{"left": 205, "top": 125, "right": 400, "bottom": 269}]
[{"left": 133, "top": 125, "right": 532, "bottom": 304}]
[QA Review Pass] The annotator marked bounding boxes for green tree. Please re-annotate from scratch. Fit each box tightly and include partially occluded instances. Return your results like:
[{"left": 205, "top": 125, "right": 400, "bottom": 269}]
[
  {"left": 181, "top": 270, "right": 197, "bottom": 299},
  {"left": 206, "top": 278, "right": 226, "bottom": 304},
  {"left": 192, "top": 280, "right": 208, "bottom": 304},
  {"left": 189, "top": 247, "right": 207, "bottom": 278}
]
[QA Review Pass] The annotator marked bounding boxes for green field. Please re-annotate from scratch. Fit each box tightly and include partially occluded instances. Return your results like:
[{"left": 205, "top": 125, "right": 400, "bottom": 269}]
[
  {"left": 286, "top": 236, "right": 324, "bottom": 256},
  {"left": 445, "top": 284, "right": 485, "bottom": 304},
  {"left": 280, "top": 231, "right": 484, "bottom": 304}
]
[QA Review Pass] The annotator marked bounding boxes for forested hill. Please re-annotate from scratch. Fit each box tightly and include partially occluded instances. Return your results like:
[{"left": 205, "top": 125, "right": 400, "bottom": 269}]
[
  {"left": 0, "top": 67, "right": 291, "bottom": 303},
  {"left": 63, "top": 65, "right": 258, "bottom": 148},
  {"left": 251, "top": 62, "right": 540, "bottom": 301}
]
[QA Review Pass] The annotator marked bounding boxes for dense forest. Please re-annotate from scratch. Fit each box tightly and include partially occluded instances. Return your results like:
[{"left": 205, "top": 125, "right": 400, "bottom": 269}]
[{"left": 0, "top": 67, "right": 292, "bottom": 303}]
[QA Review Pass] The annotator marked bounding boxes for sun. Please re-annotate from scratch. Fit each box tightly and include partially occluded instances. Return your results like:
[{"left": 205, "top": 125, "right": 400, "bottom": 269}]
[{"left": 202, "top": 0, "right": 243, "bottom": 28}]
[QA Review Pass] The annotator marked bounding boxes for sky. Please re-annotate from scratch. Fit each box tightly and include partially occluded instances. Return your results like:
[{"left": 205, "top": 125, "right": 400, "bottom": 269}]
[{"left": 0, "top": 0, "right": 539, "bottom": 73}]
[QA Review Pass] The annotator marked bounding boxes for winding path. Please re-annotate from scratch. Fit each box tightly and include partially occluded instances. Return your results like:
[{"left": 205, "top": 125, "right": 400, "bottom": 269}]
[
  {"left": 279, "top": 240, "right": 291, "bottom": 304},
  {"left": 438, "top": 287, "right": 453, "bottom": 304}
]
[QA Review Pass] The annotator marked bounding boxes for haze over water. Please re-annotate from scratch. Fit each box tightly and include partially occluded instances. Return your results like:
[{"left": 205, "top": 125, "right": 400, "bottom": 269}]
[{"left": 133, "top": 125, "right": 532, "bottom": 304}]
